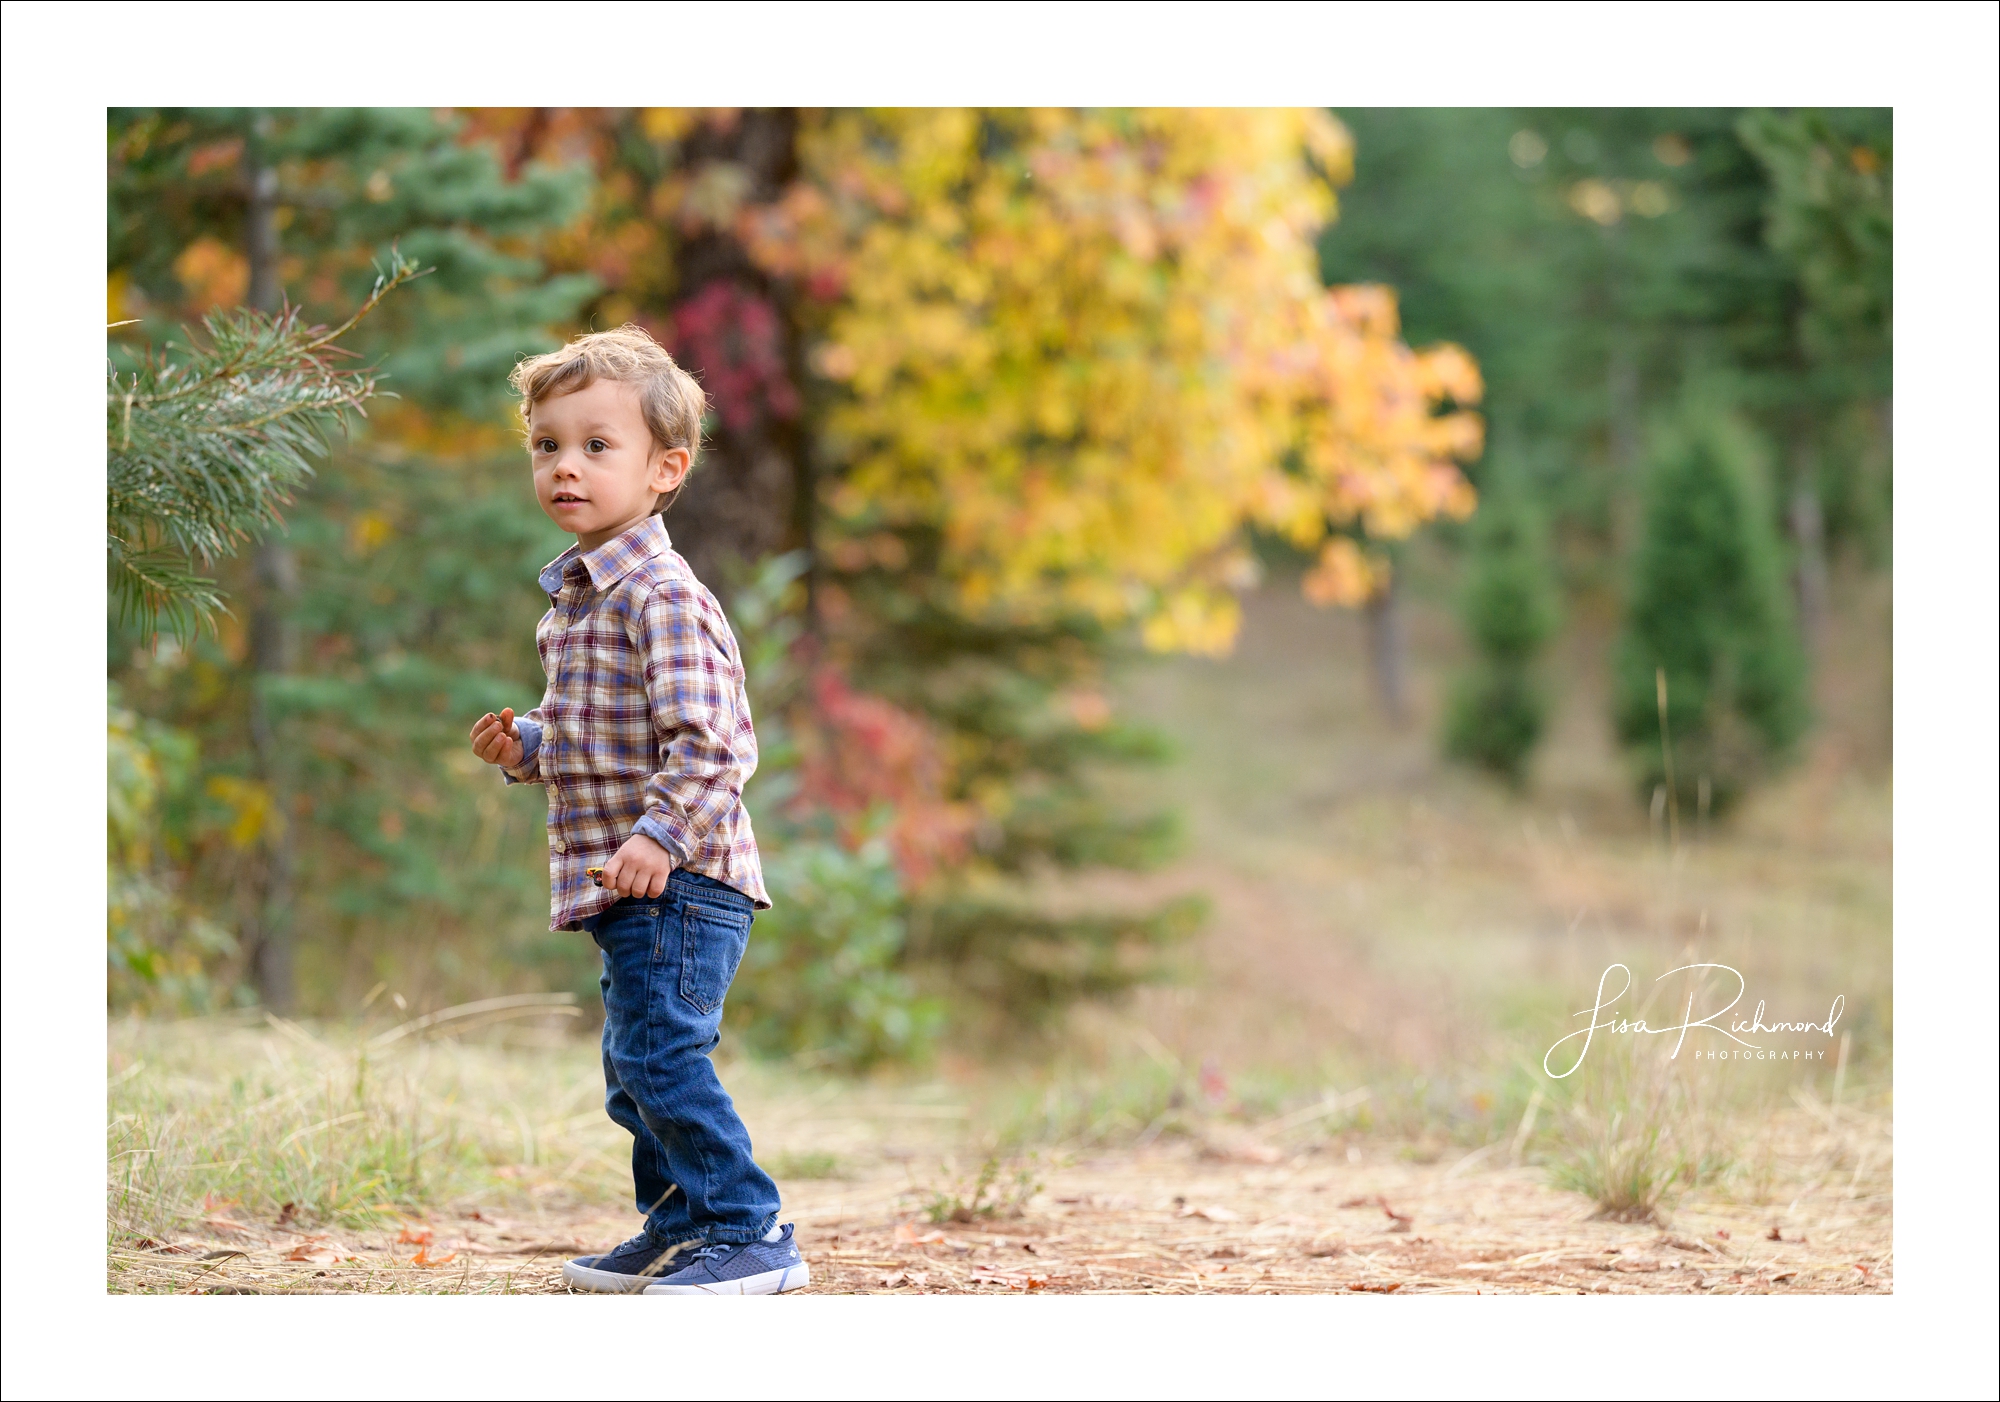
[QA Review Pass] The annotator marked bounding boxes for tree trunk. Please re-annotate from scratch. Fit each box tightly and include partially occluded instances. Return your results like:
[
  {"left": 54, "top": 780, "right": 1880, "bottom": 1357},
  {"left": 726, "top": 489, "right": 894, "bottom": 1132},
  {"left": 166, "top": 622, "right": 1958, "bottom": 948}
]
[
  {"left": 1598, "top": 218, "right": 1642, "bottom": 558},
  {"left": 242, "top": 116, "right": 298, "bottom": 1011},
  {"left": 1787, "top": 438, "right": 1829, "bottom": 664},
  {"left": 662, "top": 109, "right": 809, "bottom": 600},
  {"left": 1606, "top": 341, "right": 1642, "bottom": 555},
  {"left": 1365, "top": 572, "right": 1410, "bottom": 725}
]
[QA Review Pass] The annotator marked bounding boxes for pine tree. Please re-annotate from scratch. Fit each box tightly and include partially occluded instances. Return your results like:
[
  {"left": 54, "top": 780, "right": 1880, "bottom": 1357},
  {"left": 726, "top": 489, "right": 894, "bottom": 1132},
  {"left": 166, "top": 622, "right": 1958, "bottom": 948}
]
[
  {"left": 1444, "top": 460, "right": 1560, "bottom": 783},
  {"left": 107, "top": 108, "right": 596, "bottom": 1010},
  {"left": 1612, "top": 409, "right": 1809, "bottom": 816}
]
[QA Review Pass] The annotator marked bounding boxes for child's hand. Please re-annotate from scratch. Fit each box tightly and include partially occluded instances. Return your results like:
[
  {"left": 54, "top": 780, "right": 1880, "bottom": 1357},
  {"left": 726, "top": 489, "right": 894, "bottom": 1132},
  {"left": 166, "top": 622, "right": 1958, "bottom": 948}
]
[
  {"left": 601, "top": 832, "right": 675, "bottom": 900},
  {"left": 469, "top": 708, "right": 525, "bottom": 768}
]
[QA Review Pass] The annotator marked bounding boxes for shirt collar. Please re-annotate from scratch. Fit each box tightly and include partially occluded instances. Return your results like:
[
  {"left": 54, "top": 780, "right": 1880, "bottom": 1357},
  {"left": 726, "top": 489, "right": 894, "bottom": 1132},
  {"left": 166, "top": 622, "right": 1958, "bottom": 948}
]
[{"left": 537, "top": 515, "right": 672, "bottom": 597}]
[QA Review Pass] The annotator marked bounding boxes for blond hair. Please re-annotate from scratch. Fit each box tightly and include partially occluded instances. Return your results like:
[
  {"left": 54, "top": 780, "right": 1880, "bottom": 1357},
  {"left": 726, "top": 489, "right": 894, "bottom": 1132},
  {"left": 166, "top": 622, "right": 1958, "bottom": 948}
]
[{"left": 509, "top": 325, "right": 707, "bottom": 512}]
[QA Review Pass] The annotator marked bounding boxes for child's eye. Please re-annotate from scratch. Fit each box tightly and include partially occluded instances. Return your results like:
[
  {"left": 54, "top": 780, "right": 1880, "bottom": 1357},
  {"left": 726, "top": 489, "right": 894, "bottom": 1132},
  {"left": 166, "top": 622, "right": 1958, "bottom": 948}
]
[
  {"left": 586, "top": 438, "right": 608, "bottom": 453},
  {"left": 535, "top": 438, "right": 556, "bottom": 453}
]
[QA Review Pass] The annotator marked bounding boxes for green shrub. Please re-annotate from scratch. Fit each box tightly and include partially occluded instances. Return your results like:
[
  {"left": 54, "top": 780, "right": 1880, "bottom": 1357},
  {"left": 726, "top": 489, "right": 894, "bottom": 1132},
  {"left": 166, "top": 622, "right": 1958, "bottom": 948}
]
[
  {"left": 909, "top": 893, "right": 1206, "bottom": 1030},
  {"left": 1444, "top": 463, "right": 1560, "bottom": 783},
  {"left": 727, "top": 837, "right": 942, "bottom": 1069},
  {"left": 1613, "top": 410, "right": 1809, "bottom": 814}
]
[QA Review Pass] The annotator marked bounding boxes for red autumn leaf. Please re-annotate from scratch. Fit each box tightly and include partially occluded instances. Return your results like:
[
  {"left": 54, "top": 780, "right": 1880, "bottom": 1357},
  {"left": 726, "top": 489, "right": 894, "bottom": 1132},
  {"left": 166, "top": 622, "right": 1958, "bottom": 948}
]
[
  {"left": 397, "top": 1223, "right": 435, "bottom": 1245},
  {"left": 410, "top": 1244, "right": 458, "bottom": 1267}
]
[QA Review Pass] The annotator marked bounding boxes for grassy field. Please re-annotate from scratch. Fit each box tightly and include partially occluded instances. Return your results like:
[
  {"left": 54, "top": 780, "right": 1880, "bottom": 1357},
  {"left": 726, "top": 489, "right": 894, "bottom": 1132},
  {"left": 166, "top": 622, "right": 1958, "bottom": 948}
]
[{"left": 107, "top": 565, "right": 1892, "bottom": 1293}]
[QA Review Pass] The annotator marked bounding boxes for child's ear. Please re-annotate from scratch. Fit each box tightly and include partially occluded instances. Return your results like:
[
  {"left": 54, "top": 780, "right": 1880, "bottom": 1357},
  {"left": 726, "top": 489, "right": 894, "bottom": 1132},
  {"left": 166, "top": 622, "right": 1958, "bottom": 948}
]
[{"left": 652, "top": 445, "right": 692, "bottom": 495}]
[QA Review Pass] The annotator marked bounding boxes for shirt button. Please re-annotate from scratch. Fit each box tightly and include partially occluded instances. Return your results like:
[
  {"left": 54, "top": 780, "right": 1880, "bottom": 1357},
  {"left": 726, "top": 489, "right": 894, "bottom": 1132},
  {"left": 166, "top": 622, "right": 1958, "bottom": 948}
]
[{"left": 555, "top": 839, "right": 568, "bottom": 854}]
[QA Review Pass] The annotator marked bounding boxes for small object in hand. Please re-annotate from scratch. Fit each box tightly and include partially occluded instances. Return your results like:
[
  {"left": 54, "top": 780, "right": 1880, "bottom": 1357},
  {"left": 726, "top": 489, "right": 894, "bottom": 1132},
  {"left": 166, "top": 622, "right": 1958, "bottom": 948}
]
[{"left": 587, "top": 867, "right": 606, "bottom": 887}]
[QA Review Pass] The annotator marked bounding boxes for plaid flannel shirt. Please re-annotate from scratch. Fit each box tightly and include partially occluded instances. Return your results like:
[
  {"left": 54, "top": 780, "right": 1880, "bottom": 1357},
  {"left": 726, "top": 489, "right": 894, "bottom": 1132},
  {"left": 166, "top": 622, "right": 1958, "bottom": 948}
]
[{"left": 503, "top": 515, "right": 769, "bottom": 928}]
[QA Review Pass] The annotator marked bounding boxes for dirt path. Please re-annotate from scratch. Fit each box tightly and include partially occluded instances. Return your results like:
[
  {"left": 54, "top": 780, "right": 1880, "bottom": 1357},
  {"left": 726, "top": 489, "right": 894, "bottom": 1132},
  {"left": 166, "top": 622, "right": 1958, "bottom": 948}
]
[{"left": 116, "top": 1116, "right": 1891, "bottom": 1296}]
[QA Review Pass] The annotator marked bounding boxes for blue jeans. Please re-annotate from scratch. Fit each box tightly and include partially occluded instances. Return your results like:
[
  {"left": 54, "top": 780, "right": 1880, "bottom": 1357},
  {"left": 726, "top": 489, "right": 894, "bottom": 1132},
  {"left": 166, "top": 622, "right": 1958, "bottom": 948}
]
[{"left": 582, "top": 869, "right": 780, "bottom": 1247}]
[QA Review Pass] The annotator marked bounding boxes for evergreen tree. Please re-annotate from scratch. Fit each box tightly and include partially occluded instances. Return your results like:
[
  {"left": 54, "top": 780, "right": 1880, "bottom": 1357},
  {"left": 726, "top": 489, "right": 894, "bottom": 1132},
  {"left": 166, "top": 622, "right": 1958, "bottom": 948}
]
[
  {"left": 1321, "top": 107, "right": 1892, "bottom": 594},
  {"left": 1444, "top": 460, "right": 1560, "bottom": 783},
  {"left": 1738, "top": 108, "right": 1894, "bottom": 641},
  {"left": 1612, "top": 409, "right": 1809, "bottom": 816},
  {"left": 107, "top": 109, "right": 597, "bottom": 1010}
]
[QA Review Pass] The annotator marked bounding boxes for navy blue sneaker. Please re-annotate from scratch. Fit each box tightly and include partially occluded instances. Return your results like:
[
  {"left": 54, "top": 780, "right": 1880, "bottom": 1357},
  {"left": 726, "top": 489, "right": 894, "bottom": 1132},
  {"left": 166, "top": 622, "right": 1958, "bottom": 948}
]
[
  {"left": 562, "top": 1232, "right": 690, "bottom": 1293},
  {"left": 641, "top": 1223, "right": 810, "bottom": 1295}
]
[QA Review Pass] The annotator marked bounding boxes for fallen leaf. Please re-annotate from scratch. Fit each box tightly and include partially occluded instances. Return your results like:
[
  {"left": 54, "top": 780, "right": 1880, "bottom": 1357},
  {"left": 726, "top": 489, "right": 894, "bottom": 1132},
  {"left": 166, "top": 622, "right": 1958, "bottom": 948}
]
[
  {"left": 1765, "top": 1227, "right": 1782, "bottom": 1241},
  {"left": 274, "top": 1202, "right": 298, "bottom": 1228},
  {"left": 284, "top": 1236, "right": 349, "bottom": 1265},
  {"left": 894, "top": 1222, "right": 946, "bottom": 1244},
  {"left": 1347, "top": 1281, "right": 1401, "bottom": 1293},
  {"left": 397, "top": 1223, "right": 435, "bottom": 1246},
  {"left": 410, "top": 1244, "right": 458, "bottom": 1267},
  {"left": 1714, "top": 1229, "right": 1730, "bottom": 1240},
  {"left": 880, "top": 1269, "right": 930, "bottom": 1289},
  {"left": 972, "top": 1270, "right": 1048, "bottom": 1291},
  {"left": 1177, "top": 1204, "right": 1241, "bottom": 1222},
  {"left": 132, "top": 1238, "right": 159, "bottom": 1251}
]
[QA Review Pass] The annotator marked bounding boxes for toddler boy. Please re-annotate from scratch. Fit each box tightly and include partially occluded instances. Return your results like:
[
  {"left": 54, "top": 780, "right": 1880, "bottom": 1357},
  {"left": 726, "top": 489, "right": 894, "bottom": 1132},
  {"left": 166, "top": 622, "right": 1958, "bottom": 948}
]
[{"left": 468, "top": 326, "right": 807, "bottom": 1295}]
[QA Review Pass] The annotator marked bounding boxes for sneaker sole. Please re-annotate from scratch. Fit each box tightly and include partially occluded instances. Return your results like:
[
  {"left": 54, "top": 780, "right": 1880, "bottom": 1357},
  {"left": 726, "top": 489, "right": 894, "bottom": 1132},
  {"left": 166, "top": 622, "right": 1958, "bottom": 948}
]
[
  {"left": 642, "top": 1263, "right": 812, "bottom": 1296},
  {"left": 562, "top": 1260, "right": 669, "bottom": 1294}
]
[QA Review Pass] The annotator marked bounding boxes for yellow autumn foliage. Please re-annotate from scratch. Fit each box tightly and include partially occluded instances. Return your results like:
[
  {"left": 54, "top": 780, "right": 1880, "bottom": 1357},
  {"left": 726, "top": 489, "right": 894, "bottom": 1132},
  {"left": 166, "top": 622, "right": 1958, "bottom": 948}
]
[{"left": 750, "top": 108, "right": 1482, "bottom": 654}]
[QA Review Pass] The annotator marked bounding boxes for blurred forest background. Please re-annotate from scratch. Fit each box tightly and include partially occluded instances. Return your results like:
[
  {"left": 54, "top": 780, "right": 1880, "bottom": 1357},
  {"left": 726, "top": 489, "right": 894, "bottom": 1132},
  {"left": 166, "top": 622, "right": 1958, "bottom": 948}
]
[{"left": 106, "top": 107, "right": 1890, "bottom": 1107}]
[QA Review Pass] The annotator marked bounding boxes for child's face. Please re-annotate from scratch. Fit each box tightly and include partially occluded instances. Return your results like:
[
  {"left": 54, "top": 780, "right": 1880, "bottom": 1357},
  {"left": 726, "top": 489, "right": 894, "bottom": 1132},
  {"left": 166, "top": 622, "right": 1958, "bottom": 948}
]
[{"left": 528, "top": 378, "right": 690, "bottom": 550}]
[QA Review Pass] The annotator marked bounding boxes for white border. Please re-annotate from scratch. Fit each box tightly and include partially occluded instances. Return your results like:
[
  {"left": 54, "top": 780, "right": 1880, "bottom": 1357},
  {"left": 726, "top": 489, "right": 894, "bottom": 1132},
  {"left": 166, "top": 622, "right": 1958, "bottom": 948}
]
[{"left": 5, "top": 2, "right": 1995, "bottom": 1398}]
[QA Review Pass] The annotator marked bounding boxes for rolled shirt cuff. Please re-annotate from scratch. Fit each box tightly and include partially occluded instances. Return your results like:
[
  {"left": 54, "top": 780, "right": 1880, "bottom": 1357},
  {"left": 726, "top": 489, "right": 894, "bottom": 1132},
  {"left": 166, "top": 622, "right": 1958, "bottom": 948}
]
[
  {"left": 633, "top": 808, "right": 692, "bottom": 865},
  {"left": 501, "top": 718, "right": 543, "bottom": 785}
]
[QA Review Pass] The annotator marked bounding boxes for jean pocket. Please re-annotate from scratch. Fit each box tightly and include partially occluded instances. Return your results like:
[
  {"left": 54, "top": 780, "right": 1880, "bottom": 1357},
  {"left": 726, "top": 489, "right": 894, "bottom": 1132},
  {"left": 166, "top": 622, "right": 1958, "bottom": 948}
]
[{"left": 679, "top": 898, "right": 752, "bottom": 1015}]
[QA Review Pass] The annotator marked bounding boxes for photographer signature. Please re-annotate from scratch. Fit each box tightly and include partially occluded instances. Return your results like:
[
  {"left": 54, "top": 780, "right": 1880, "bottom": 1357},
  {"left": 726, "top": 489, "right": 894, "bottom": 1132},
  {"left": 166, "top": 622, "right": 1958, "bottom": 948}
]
[{"left": 1545, "top": 963, "right": 1845, "bottom": 1079}]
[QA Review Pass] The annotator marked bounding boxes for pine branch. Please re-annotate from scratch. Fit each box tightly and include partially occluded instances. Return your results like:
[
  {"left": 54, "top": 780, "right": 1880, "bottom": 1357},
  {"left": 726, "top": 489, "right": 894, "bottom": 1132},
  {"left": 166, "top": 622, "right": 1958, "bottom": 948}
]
[{"left": 107, "top": 252, "right": 426, "bottom": 641}]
